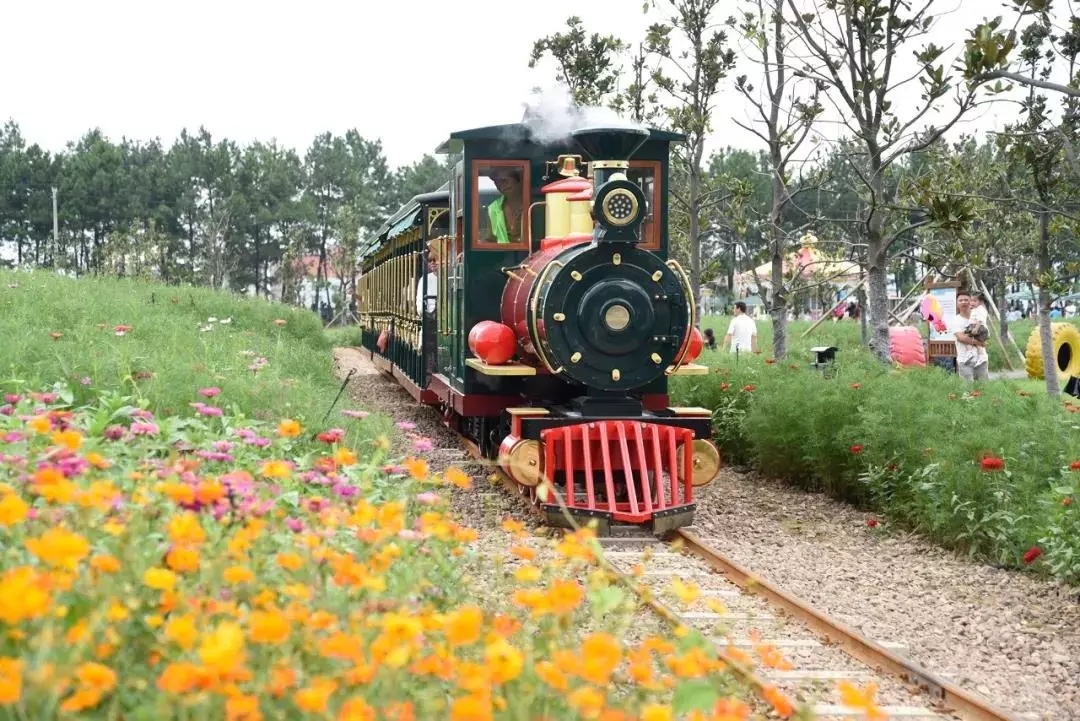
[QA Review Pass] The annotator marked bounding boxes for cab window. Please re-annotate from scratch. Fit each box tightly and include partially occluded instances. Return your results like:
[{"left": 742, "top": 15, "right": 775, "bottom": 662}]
[
  {"left": 627, "top": 161, "right": 660, "bottom": 249},
  {"left": 473, "top": 160, "right": 530, "bottom": 250}
]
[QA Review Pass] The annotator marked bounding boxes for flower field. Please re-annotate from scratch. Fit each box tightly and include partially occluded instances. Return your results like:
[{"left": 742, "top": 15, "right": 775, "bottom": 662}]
[
  {"left": 1, "top": 272, "right": 854, "bottom": 720},
  {"left": 673, "top": 335, "right": 1080, "bottom": 585}
]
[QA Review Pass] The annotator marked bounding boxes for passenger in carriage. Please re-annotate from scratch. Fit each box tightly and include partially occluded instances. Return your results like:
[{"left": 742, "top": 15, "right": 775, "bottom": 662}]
[
  {"left": 416, "top": 251, "right": 438, "bottom": 377},
  {"left": 481, "top": 167, "right": 525, "bottom": 244}
]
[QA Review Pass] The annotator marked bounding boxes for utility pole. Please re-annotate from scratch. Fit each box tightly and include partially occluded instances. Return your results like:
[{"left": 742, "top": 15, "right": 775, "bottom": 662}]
[{"left": 51, "top": 187, "right": 58, "bottom": 247}]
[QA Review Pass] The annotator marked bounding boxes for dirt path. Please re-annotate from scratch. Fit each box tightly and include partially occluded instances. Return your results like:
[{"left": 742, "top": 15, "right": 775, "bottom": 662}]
[{"left": 331, "top": 346, "right": 536, "bottom": 533}]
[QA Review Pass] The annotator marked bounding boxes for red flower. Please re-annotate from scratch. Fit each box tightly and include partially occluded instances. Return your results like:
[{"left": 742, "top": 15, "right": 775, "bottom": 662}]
[
  {"left": 866, "top": 519, "right": 879, "bottom": 528},
  {"left": 765, "top": 358, "right": 777, "bottom": 365},
  {"left": 886, "top": 463, "right": 898, "bottom": 471},
  {"left": 720, "top": 382, "right": 730, "bottom": 391},
  {"left": 980, "top": 456, "right": 1005, "bottom": 471},
  {"left": 316, "top": 428, "right": 345, "bottom": 444},
  {"left": 1069, "top": 461, "right": 1080, "bottom": 471},
  {"left": 1022, "top": 547, "right": 1042, "bottom": 564},
  {"left": 849, "top": 444, "right": 864, "bottom": 455},
  {"left": 742, "top": 384, "right": 755, "bottom": 392},
  {"left": 1063, "top": 497, "right": 1074, "bottom": 507},
  {"left": 850, "top": 383, "right": 861, "bottom": 390}
]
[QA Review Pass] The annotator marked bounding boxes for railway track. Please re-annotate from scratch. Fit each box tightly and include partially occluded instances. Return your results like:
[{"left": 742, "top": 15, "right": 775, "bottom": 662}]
[
  {"left": 592, "top": 528, "right": 1024, "bottom": 721},
  {"left": 459, "top": 438, "right": 1026, "bottom": 720}
]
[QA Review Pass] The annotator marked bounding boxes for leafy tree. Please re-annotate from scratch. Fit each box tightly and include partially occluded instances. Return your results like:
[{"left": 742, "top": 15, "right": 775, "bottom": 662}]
[
  {"left": 785, "top": 0, "right": 989, "bottom": 362},
  {"left": 528, "top": 17, "right": 628, "bottom": 108},
  {"left": 729, "top": 0, "right": 823, "bottom": 358},
  {"left": 645, "top": 0, "right": 738, "bottom": 317},
  {"left": 992, "top": 7, "right": 1079, "bottom": 395}
]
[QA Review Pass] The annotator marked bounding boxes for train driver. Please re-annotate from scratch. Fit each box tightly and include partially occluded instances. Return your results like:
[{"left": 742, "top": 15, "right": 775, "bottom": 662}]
[{"left": 483, "top": 167, "right": 525, "bottom": 244}]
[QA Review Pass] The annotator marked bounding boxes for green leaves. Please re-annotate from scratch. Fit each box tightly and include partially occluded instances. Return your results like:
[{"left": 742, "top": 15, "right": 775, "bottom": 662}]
[{"left": 672, "top": 679, "right": 720, "bottom": 713}]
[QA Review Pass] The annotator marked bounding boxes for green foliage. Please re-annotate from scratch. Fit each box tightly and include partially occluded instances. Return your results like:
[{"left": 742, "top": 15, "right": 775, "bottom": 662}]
[
  {"left": 0, "top": 269, "right": 374, "bottom": 430},
  {"left": 0, "top": 121, "right": 448, "bottom": 311},
  {"left": 674, "top": 319, "right": 1080, "bottom": 584}
]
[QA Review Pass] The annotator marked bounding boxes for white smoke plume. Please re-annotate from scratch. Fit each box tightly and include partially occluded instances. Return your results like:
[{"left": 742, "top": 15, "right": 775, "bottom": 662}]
[{"left": 521, "top": 83, "right": 646, "bottom": 145}]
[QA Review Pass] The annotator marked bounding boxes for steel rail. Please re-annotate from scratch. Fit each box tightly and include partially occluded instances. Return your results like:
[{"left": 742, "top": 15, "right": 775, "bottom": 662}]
[
  {"left": 457, "top": 428, "right": 1021, "bottom": 720},
  {"left": 674, "top": 528, "right": 1020, "bottom": 721}
]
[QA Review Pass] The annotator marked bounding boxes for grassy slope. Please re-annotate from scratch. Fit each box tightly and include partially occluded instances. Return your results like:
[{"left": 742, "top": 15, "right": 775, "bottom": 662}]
[{"left": 0, "top": 270, "right": 387, "bottom": 436}]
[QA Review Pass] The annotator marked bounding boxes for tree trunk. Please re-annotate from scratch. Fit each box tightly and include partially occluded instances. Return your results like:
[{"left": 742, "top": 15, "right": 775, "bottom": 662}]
[
  {"left": 769, "top": 172, "right": 789, "bottom": 359},
  {"left": 994, "top": 282, "right": 1009, "bottom": 345},
  {"left": 865, "top": 256, "right": 890, "bottom": 360},
  {"left": 1037, "top": 209, "right": 1060, "bottom": 396},
  {"left": 688, "top": 151, "right": 703, "bottom": 321}
]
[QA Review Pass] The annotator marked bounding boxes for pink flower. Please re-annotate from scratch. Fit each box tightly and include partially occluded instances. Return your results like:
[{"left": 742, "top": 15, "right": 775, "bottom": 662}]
[
  {"left": 199, "top": 387, "right": 221, "bottom": 398},
  {"left": 413, "top": 437, "right": 434, "bottom": 453},
  {"left": 130, "top": 422, "right": 159, "bottom": 436},
  {"left": 396, "top": 421, "right": 417, "bottom": 431},
  {"left": 415, "top": 492, "right": 441, "bottom": 505},
  {"left": 4, "top": 394, "right": 20, "bottom": 404},
  {"left": 342, "top": 410, "right": 369, "bottom": 420}
]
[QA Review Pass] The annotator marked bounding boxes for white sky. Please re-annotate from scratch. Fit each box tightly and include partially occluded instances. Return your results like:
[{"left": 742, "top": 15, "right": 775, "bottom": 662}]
[{"left": 0, "top": 0, "right": 1056, "bottom": 170}]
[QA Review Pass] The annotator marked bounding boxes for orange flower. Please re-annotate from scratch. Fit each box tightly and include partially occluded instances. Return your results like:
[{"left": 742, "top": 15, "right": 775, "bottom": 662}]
[
  {"left": 0, "top": 494, "right": 29, "bottom": 527},
  {"left": 277, "top": 419, "right": 301, "bottom": 437},
  {"left": 445, "top": 467, "right": 472, "bottom": 489},
  {"left": 443, "top": 605, "right": 483, "bottom": 647},
  {"left": 294, "top": 677, "right": 337, "bottom": 713},
  {"left": 0, "top": 658, "right": 23, "bottom": 704},
  {"left": 761, "top": 685, "right": 795, "bottom": 718},
  {"left": 24, "top": 528, "right": 90, "bottom": 570},
  {"left": 579, "top": 632, "right": 621, "bottom": 685},
  {"left": 249, "top": 611, "right": 291, "bottom": 645}
]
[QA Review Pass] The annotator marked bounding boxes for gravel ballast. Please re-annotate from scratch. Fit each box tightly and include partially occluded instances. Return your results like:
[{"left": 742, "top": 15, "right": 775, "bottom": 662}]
[
  {"left": 693, "top": 468, "right": 1080, "bottom": 720},
  {"left": 332, "top": 347, "right": 1076, "bottom": 719}
]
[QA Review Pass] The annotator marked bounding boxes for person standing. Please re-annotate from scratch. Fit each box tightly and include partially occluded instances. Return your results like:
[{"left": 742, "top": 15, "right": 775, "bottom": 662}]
[
  {"left": 415, "top": 253, "right": 438, "bottom": 377},
  {"left": 723, "top": 301, "right": 758, "bottom": 354},
  {"left": 949, "top": 289, "right": 989, "bottom": 382}
]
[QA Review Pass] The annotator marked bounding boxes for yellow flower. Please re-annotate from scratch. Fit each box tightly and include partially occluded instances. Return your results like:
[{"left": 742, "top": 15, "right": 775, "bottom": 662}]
[
  {"left": 198, "top": 621, "right": 246, "bottom": 675},
  {"left": 143, "top": 567, "right": 177, "bottom": 592}
]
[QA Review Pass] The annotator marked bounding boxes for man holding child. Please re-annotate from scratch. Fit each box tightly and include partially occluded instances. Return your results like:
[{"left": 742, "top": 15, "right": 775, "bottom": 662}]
[{"left": 949, "top": 289, "right": 989, "bottom": 381}]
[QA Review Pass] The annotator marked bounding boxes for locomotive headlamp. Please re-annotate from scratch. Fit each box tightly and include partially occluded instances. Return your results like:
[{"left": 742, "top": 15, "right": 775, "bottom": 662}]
[{"left": 591, "top": 177, "right": 648, "bottom": 241}]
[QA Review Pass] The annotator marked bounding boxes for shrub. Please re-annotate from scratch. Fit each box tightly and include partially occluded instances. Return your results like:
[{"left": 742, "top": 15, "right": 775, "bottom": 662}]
[{"left": 674, "top": 348, "right": 1080, "bottom": 584}]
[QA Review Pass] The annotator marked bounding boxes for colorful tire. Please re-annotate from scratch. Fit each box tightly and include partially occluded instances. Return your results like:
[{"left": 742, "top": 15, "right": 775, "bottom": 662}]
[
  {"left": 889, "top": 326, "right": 926, "bottom": 367},
  {"left": 1025, "top": 323, "right": 1080, "bottom": 379}
]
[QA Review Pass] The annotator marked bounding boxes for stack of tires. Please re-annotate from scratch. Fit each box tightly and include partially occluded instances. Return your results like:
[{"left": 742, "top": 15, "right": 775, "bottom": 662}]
[
  {"left": 889, "top": 326, "right": 927, "bottom": 367},
  {"left": 1025, "top": 324, "right": 1080, "bottom": 389}
]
